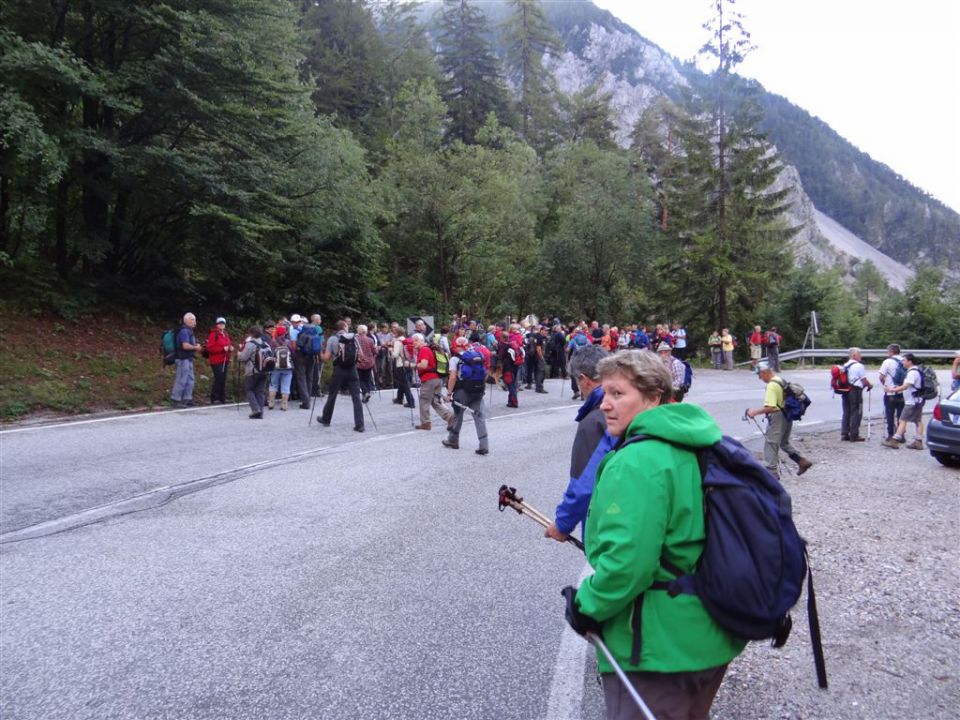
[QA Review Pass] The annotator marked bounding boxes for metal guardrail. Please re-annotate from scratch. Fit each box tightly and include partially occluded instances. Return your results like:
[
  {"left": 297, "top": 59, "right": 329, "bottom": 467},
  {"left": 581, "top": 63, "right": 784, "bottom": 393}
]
[
  {"left": 734, "top": 348, "right": 957, "bottom": 367},
  {"left": 780, "top": 348, "right": 957, "bottom": 361}
]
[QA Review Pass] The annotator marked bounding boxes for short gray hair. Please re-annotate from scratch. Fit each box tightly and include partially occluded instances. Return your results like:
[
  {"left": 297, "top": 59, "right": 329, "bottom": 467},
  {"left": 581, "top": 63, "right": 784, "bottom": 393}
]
[
  {"left": 596, "top": 350, "right": 672, "bottom": 405},
  {"left": 411, "top": 333, "right": 424, "bottom": 343},
  {"left": 568, "top": 344, "right": 609, "bottom": 381}
]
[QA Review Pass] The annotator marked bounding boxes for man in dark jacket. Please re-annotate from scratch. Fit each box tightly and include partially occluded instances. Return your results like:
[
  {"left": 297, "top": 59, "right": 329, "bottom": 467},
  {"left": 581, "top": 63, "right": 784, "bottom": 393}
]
[
  {"left": 545, "top": 345, "right": 614, "bottom": 543},
  {"left": 316, "top": 320, "right": 364, "bottom": 432}
]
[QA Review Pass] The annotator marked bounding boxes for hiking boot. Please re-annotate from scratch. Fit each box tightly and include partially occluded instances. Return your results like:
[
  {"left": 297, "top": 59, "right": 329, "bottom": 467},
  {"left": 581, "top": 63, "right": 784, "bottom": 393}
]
[
  {"left": 906, "top": 439, "right": 923, "bottom": 450},
  {"left": 893, "top": 435, "right": 906, "bottom": 444},
  {"left": 249, "top": 411, "right": 263, "bottom": 419},
  {"left": 415, "top": 422, "right": 432, "bottom": 431},
  {"left": 475, "top": 448, "right": 489, "bottom": 456},
  {"left": 299, "top": 403, "right": 311, "bottom": 409},
  {"left": 404, "top": 403, "right": 416, "bottom": 409},
  {"left": 267, "top": 389, "right": 276, "bottom": 409},
  {"left": 881, "top": 437, "right": 901, "bottom": 449},
  {"left": 280, "top": 394, "right": 289, "bottom": 411},
  {"left": 353, "top": 426, "right": 364, "bottom": 433},
  {"left": 442, "top": 439, "right": 459, "bottom": 450},
  {"left": 536, "top": 388, "right": 548, "bottom": 394},
  {"left": 796, "top": 457, "right": 813, "bottom": 475},
  {"left": 362, "top": 393, "right": 370, "bottom": 404},
  {"left": 316, "top": 418, "right": 330, "bottom": 427},
  {"left": 849, "top": 437, "right": 865, "bottom": 442},
  {"left": 393, "top": 398, "right": 403, "bottom": 404}
]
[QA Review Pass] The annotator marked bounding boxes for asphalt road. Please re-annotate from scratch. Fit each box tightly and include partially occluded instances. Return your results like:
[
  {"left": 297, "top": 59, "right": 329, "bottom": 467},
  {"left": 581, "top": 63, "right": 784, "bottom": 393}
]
[{"left": 0, "top": 368, "right": 953, "bottom": 719}]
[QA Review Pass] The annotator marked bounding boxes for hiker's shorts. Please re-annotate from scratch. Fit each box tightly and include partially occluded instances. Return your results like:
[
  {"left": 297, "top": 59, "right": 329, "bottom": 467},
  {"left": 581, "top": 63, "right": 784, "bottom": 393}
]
[{"left": 901, "top": 401, "right": 924, "bottom": 423}]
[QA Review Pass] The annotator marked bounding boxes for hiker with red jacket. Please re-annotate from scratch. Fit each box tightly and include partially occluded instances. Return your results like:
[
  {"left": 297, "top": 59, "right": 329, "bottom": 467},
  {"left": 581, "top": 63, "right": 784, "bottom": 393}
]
[{"left": 206, "top": 317, "right": 234, "bottom": 404}]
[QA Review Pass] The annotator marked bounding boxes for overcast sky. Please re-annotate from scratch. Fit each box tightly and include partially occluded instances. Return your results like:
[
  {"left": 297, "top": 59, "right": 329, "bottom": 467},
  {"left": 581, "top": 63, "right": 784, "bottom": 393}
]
[{"left": 590, "top": 0, "right": 960, "bottom": 212}]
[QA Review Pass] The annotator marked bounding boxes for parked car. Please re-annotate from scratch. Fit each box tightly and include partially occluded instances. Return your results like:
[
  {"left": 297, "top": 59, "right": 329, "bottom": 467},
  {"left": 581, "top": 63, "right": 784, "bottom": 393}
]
[{"left": 927, "top": 387, "right": 960, "bottom": 468}]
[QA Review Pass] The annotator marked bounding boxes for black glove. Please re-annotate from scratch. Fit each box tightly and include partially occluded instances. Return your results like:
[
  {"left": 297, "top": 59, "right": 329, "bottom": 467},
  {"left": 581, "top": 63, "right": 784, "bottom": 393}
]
[{"left": 561, "top": 585, "right": 601, "bottom": 637}]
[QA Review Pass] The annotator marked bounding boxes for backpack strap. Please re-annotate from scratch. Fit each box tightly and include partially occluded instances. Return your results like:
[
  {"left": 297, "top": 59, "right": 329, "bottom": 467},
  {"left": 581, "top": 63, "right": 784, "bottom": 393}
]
[{"left": 621, "top": 434, "right": 703, "bottom": 666}]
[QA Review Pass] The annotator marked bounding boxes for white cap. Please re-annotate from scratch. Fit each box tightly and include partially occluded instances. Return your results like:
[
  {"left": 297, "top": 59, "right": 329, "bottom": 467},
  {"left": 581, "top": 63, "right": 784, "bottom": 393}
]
[
  {"left": 290, "top": 314, "right": 302, "bottom": 323},
  {"left": 216, "top": 317, "right": 226, "bottom": 324}
]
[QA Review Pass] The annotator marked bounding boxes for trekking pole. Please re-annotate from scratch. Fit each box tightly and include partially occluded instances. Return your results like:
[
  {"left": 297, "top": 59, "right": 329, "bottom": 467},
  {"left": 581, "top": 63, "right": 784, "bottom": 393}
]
[
  {"left": 235, "top": 351, "right": 241, "bottom": 412},
  {"left": 586, "top": 632, "right": 658, "bottom": 720},
  {"left": 866, "top": 389, "right": 872, "bottom": 440},
  {"left": 498, "top": 485, "right": 584, "bottom": 552}
]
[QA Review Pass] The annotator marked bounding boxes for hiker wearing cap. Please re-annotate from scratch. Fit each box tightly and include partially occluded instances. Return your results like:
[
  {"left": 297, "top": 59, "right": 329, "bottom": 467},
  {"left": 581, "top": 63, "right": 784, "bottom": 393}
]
[
  {"left": 878, "top": 344, "right": 906, "bottom": 441},
  {"left": 561, "top": 350, "right": 745, "bottom": 720},
  {"left": 267, "top": 325, "right": 295, "bottom": 411},
  {"left": 840, "top": 347, "right": 873, "bottom": 442},
  {"left": 658, "top": 342, "right": 687, "bottom": 402},
  {"left": 546, "top": 344, "right": 614, "bottom": 545},
  {"left": 412, "top": 332, "right": 453, "bottom": 430},
  {"left": 206, "top": 317, "right": 234, "bottom": 404},
  {"left": 883, "top": 353, "right": 926, "bottom": 450},
  {"left": 171, "top": 312, "right": 201, "bottom": 408},
  {"left": 746, "top": 363, "right": 813, "bottom": 478},
  {"left": 442, "top": 336, "right": 489, "bottom": 455}
]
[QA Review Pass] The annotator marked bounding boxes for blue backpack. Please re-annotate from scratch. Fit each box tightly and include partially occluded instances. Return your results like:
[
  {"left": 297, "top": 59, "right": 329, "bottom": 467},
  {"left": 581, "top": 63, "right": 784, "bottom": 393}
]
[
  {"left": 623, "top": 434, "right": 827, "bottom": 688},
  {"left": 457, "top": 346, "right": 487, "bottom": 394},
  {"left": 297, "top": 325, "right": 323, "bottom": 357}
]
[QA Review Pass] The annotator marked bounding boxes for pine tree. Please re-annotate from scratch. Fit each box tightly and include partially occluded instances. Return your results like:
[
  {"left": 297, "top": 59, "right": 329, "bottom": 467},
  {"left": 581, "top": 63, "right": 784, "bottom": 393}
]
[
  {"left": 659, "top": 0, "right": 797, "bottom": 331},
  {"left": 500, "top": 0, "right": 562, "bottom": 150},
  {"left": 436, "top": 0, "right": 512, "bottom": 144}
]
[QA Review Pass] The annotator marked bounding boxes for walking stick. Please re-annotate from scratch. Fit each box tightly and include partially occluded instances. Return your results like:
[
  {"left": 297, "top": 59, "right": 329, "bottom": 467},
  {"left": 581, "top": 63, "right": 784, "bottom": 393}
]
[
  {"left": 364, "top": 400, "right": 378, "bottom": 431},
  {"left": 235, "top": 351, "right": 241, "bottom": 412},
  {"left": 498, "top": 485, "right": 584, "bottom": 551},
  {"left": 586, "top": 632, "right": 658, "bottom": 720},
  {"left": 866, "top": 388, "right": 873, "bottom": 440},
  {"left": 743, "top": 410, "right": 791, "bottom": 477}
]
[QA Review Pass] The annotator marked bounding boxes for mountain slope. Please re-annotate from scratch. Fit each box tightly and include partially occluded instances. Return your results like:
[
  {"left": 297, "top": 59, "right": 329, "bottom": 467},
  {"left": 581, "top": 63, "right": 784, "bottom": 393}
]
[{"left": 533, "top": 2, "right": 957, "bottom": 275}]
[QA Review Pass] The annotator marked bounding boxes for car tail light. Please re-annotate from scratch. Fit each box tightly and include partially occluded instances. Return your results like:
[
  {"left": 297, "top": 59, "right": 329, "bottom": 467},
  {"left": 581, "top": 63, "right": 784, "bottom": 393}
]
[{"left": 933, "top": 403, "right": 942, "bottom": 421}]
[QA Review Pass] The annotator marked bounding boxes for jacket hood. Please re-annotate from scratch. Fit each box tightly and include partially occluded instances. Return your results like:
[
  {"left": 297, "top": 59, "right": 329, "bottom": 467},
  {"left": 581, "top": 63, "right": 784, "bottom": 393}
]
[{"left": 624, "top": 402, "right": 721, "bottom": 449}]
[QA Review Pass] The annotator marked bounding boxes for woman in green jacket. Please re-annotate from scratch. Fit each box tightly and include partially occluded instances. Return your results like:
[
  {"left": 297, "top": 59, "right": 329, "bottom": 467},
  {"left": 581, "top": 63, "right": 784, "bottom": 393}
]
[{"left": 570, "top": 350, "right": 745, "bottom": 720}]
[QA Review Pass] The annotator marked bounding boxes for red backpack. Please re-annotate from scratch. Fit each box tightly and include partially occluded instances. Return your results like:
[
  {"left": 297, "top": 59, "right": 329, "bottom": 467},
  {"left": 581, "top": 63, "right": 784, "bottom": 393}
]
[{"left": 830, "top": 362, "right": 852, "bottom": 393}]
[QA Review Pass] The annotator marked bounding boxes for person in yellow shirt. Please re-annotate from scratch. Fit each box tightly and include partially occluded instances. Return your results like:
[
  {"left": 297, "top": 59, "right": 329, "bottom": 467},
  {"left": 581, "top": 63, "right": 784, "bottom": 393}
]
[
  {"left": 746, "top": 363, "right": 813, "bottom": 478},
  {"left": 720, "top": 328, "right": 734, "bottom": 370}
]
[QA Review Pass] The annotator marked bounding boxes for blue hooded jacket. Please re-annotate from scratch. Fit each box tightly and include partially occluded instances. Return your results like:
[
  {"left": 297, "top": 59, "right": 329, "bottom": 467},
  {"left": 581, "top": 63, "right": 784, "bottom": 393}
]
[{"left": 554, "top": 386, "right": 617, "bottom": 535}]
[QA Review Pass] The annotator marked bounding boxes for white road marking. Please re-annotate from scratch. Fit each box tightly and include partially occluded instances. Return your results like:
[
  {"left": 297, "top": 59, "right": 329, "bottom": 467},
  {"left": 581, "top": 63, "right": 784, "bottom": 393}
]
[
  {"left": 545, "top": 563, "right": 594, "bottom": 720},
  {"left": 0, "top": 403, "right": 234, "bottom": 435}
]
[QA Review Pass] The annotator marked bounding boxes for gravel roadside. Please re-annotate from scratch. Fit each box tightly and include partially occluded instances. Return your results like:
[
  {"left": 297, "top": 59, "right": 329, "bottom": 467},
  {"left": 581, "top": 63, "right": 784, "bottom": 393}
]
[{"left": 711, "top": 432, "right": 960, "bottom": 719}]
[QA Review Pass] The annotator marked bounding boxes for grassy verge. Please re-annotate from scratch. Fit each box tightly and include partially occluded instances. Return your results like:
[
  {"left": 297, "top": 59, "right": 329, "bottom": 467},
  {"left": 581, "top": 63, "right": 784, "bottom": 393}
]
[{"left": 0, "top": 311, "right": 222, "bottom": 422}]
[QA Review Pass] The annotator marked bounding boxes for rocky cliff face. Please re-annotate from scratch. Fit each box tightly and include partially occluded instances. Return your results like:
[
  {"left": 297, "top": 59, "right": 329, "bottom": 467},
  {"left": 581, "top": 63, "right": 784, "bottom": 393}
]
[{"left": 545, "top": 14, "right": 915, "bottom": 289}]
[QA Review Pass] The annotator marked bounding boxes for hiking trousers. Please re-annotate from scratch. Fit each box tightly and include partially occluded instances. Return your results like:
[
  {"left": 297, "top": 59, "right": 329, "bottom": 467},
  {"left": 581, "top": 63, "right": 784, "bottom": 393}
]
[
  {"left": 764, "top": 411, "right": 798, "bottom": 477},
  {"left": 840, "top": 386, "right": 864, "bottom": 440},
  {"left": 321, "top": 366, "right": 364, "bottom": 429},
  {"left": 210, "top": 361, "right": 229, "bottom": 403},
  {"left": 245, "top": 373, "right": 267, "bottom": 413},
  {"left": 419, "top": 378, "right": 452, "bottom": 425},
  {"left": 172, "top": 358, "right": 195, "bottom": 401},
  {"left": 883, "top": 392, "right": 904, "bottom": 438},
  {"left": 447, "top": 389, "right": 488, "bottom": 451},
  {"left": 602, "top": 664, "right": 728, "bottom": 720}
]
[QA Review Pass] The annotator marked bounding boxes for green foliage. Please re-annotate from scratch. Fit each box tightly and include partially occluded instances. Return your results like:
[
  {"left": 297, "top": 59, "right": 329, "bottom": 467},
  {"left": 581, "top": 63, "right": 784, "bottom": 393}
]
[{"left": 436, "top": 0, "right": 514, "bottom": 144}]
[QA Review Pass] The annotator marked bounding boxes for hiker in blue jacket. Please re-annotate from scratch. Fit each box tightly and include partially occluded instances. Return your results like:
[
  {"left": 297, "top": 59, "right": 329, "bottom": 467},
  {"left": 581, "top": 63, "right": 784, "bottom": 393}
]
[{"left": 546, "top": 344, "right": 615, "bottom": 543}]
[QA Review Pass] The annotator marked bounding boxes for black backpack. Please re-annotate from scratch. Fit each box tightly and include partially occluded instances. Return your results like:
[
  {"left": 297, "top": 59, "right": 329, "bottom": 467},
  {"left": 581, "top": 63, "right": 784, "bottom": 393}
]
[
  {"left": 335, "top": 334, "right": 358, "bottom": 368},
  {"left": 251, "top": 340, "right": 275, "bottom": 375},
  {"left": 623, "top": 434, "right": 827, "bottom": 689}
]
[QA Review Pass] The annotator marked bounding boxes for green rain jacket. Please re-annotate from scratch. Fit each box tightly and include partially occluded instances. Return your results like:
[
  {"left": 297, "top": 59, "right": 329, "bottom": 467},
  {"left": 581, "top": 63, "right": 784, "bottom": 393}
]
[{"left": 575, "top": 402, "right": 747, "bottom": 673}]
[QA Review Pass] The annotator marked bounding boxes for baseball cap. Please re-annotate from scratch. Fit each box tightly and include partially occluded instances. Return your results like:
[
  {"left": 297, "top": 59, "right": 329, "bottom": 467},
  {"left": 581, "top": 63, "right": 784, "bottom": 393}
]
[
  {"left": 290, "top": 314, "right": 302, "bottom": 323},
  {"left": 455, "top": 336, "right": 469, "bottom": 347},
  {"left": 657, "top": 342, "right": 671, "bottom": 352},
  {"left": 216, "top": 317, "right": 226, "bottom": 324}
]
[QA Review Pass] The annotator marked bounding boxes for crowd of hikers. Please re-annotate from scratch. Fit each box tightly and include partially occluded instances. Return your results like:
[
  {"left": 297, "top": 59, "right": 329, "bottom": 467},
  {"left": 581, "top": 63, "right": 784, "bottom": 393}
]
[{"left": 163, "top": 313, "right": 740, "bottom": 412}]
